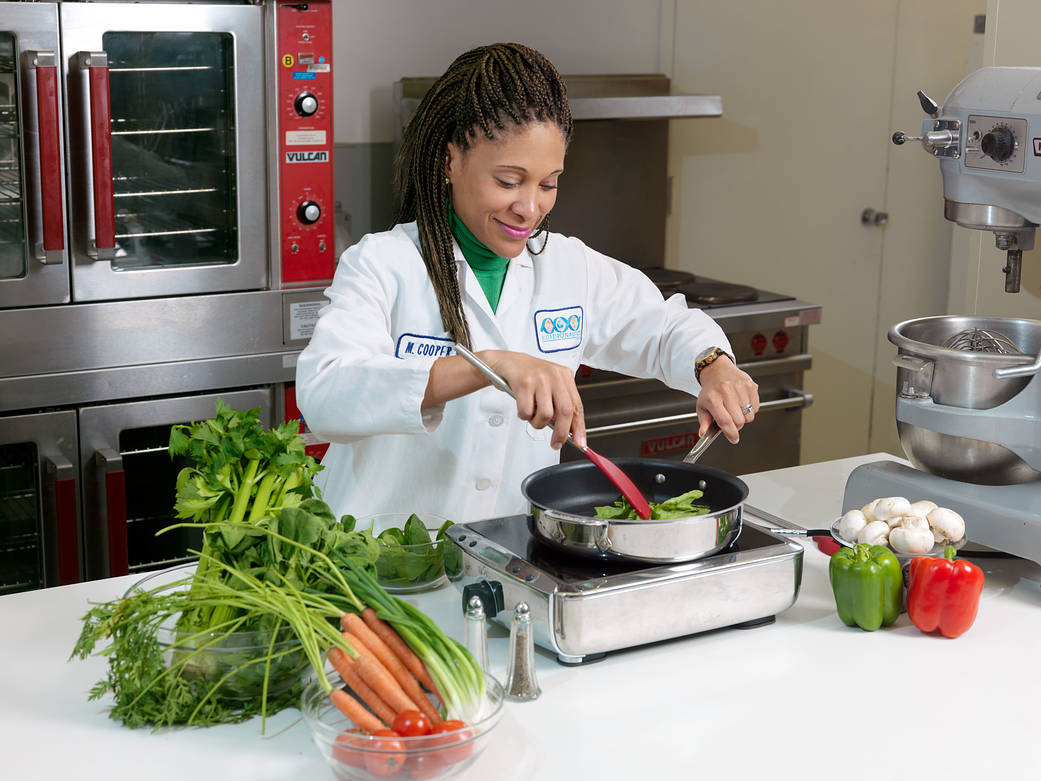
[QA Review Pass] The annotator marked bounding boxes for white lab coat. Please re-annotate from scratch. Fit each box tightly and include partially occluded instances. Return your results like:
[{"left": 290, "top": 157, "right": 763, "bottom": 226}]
[{"left": 295, "top": 222, "right": 732, "bottom": 523}]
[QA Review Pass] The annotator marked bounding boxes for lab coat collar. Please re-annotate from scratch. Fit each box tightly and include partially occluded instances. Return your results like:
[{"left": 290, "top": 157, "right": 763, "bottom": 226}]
[{"left": 453, "top": 239, "right": 534, "bottom": 346}]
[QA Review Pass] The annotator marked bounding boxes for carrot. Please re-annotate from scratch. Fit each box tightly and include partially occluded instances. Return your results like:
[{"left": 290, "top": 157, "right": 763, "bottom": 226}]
[
  {"left": 342, "top": 630, "right": 421, "bottom": 716},
  {"left": 327, "top": 646, "right": 397, "bottom": 727},
  {"left": 329, "top": 689, "right": 386, "bottom": 733},
  {"left": 343, "top": 613, "right": 441, "bottom": 725},
  {"left": 361, "top": 607, "right": 439, "bottom": 694}
]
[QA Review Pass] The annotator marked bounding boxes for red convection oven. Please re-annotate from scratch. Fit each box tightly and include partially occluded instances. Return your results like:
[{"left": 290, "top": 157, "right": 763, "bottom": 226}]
[{"left": 0, "top": 1, "right": 334, "bottom": 592}]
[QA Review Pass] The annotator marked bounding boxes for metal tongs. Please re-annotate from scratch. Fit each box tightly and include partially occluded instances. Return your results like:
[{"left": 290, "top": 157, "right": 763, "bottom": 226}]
[{"left": 454, "top": 344, "right": 654, "bottom": 519}]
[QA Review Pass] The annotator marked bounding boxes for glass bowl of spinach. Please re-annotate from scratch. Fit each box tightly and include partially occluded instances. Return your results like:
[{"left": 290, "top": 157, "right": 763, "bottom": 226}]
[{"left": 363, "top": 513, "right": 461, "bottom": 593}]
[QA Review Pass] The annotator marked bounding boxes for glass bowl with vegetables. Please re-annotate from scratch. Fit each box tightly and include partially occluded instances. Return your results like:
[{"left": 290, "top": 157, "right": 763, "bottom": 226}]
[
  {"left": 361, "top": 513, "right": 461, "bottom": 593},
  {"left": 301, "top": 669, "right": 504, "bottom": 781},
  {"left": 126, "top": 564, "right": 311, "bottom": 703}
]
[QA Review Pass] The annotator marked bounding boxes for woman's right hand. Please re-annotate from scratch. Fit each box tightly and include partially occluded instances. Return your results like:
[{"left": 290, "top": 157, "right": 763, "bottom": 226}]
[{"left": 481, "top": 350, "right": 586, "bottom": 450}]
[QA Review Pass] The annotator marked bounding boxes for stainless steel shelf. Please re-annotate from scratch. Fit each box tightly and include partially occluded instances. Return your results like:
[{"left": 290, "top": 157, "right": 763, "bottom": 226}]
[
  {"left": 114, "top": 172, "right": 218, "bottom": 200},
  {"left": 569, "top": 95, "right": 722, "bottom": 120},
  {"left": 114, "top": 210, "right": 219, "bottom": 240},
  {"left": 0, "top": 168, "right": 21, "bottom": 205}
]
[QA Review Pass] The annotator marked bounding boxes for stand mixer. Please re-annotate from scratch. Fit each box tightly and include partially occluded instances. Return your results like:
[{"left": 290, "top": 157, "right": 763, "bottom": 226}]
[{"left": 844, "top": 67, "right": 1041, "bottom": 565}]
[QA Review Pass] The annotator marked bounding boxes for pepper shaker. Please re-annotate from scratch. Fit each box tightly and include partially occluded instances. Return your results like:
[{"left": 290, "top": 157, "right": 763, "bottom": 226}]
[
  {"left": 463, "top": 594, "right": 489, "bottom": 671},
  {"left": 504, "top": 602, "right": 540, "bottom": 701}
]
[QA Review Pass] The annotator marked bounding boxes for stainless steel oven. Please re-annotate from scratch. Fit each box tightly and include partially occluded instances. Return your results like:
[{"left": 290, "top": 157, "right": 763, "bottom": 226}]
[{"left": 0, "top": 1, "right": 335, "bottom": 592}]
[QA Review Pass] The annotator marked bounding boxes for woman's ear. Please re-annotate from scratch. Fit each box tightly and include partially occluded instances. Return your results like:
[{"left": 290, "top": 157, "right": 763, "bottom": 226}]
[{"left": 445, "top": 142, "right": 461, "bottom": 186}]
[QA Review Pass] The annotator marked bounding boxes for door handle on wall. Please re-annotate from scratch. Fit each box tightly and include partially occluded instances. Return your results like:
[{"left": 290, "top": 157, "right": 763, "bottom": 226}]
[
  {"left": 76, "top": 51, "right": 115, "bottom": 261},
  {"left": 44, "top": 455, "right": 80, "bottom": 585},
  {"left": 94, "top": 448, "right": 127, "bottom": 577},
  {"left": 22, "top": 51, "right": 65, "bottom": 264}
]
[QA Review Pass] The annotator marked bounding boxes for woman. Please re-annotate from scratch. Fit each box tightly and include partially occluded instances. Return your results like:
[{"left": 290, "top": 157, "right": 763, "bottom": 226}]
[{"left": 296, "top": 43, "right": 759, "bottom": 523}]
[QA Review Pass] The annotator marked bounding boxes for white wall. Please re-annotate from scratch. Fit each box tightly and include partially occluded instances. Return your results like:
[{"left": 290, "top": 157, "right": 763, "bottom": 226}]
[{"left": 331, "top": 0, "right": 673, "bottom": 144}]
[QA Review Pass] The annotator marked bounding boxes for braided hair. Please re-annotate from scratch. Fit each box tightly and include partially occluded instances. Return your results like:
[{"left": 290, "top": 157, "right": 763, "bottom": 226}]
[{"left": 393, "top": 43, "right": 574, "bottom": 349}]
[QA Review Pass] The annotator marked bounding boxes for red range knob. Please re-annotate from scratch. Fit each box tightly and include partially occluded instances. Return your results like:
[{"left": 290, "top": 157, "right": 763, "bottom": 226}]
[{"left": 750, "top": 333, "right": 767, "bottom": 356}]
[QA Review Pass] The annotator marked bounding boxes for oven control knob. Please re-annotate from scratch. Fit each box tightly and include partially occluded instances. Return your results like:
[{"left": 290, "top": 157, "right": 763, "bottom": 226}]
[
  {"left": 980, "top": 126, "right": 1015, "bottom": 162},
  {"left": 297, "top": 200, "right": 321, "bottom": 224},
  {"left": 294, "top": 92, "right": 319, "bottom": 116}
]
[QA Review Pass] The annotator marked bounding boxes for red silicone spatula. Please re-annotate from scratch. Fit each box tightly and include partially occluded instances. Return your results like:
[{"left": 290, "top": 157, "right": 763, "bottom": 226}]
[{"left": 454, "top": 344, "right": 653, "bottom": 520}]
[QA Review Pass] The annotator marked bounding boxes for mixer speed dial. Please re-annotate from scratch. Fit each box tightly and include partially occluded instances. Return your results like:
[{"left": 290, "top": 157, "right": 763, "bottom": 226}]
[{"left": 980, "top": 126, "right": 1016, "bottom": 162}]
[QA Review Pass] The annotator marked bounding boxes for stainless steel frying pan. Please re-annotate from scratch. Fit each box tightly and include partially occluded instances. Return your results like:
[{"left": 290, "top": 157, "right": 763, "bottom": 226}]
[{"left": 520, "top": 458, "right": 749, "bottom": 563}]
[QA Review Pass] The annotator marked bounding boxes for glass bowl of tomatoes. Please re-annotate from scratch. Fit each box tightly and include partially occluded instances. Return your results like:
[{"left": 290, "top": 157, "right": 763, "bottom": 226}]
[{"left": 301, "top": 669, "right": 505, "bottom": 780}]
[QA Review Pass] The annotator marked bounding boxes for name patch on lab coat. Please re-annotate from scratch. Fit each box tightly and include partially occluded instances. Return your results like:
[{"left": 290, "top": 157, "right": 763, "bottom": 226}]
[
  {"left": 395, "top": 333, "right": 454, "bottom": 360},
  {"left": 534, "top": 306, "right": 583, "bottom": 353}
]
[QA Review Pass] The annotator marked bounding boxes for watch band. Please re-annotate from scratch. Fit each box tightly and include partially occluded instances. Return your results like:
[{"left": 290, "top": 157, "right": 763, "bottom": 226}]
[{"left": 694, "top": 346, "right": 731, "bottom": 382}]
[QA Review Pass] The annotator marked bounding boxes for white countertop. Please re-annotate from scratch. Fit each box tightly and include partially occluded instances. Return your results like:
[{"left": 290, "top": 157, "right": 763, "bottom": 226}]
[{"left": 3, "top": 453, "right": 1040, "bottom": 780}]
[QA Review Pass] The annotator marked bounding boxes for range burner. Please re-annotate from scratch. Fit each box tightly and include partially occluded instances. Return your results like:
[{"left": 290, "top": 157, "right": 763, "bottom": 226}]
[
  {"left": 448, "top": 508, "right": 805, "bottom": 664},
  {"left": 679, "top": 279, "right": 759, "bottom": 306}
]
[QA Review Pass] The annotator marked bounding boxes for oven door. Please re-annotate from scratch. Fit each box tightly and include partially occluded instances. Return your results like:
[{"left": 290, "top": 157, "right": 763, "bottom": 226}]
[
  {"left": 78, "top": 388, "right": 273, "bottom": 580},
  {"left": 0, "top": 2, "right": 70, "bottom": 308},
  {"left": 0, "top": 410, "right": 81, "bottom": 593},
  {"left": 59, "top": 3, "right": 266, "bottom": 301}
]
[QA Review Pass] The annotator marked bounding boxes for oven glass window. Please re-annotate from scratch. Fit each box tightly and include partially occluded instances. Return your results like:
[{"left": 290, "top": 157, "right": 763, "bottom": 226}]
[
  {"left": 0, "top": 32, "right": 28, "bottom": 281},
  {"left": 120, "top": 424, "right": 201, "bottom": 573},
  {"left": 102, "top": 32, "right": 237, "bottom": 272},
  {"left": 0, "top": 442, "right": 43, "bottom": 595}
]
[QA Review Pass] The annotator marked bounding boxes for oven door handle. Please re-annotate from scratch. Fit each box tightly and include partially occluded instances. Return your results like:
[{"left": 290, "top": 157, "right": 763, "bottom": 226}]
[
  {"left": 44, "top": 455, "right": 80, "bottom": 585},
  {"left": 75, "top": 51, "right": 115, "bottom": 261},
  {"left": 23, "top": 51, "right": 65, "bottom": 264},
  {"left": 94, "top": 447, "right": 128, "bottom": 577},
  {"left": 584, "top": 389, "right": 814, "bottom": 437}
]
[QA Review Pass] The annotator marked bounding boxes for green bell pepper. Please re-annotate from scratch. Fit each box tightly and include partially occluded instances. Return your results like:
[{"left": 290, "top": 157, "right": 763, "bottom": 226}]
[{"left": 829, "top": 543, "right": 903, "bottom": 631}]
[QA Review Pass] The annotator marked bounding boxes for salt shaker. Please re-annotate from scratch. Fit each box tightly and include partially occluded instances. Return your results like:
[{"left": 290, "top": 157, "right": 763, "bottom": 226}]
[
  {"left": 463, "top": 594, "right": 489, "bottom": 671},
  {"left": 504, "top": 602, "right": 541, "bottom": 701}
]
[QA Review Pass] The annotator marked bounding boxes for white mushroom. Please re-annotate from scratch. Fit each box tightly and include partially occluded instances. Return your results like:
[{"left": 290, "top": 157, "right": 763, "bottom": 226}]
[
  {"left": 837, "top": 509, "right": 868, "bottom": 542},
  {"left": 872, "top": 497, "right": 911, "bottom": 523},
  {"left": 928, "top": 507, "right": 966, "bottom": 544},
  {"left": 890, "top": 525, "right": 935, "bottom": 555},
  {"left": 908, "top": 500, "right": 938, "bottom": 518},
  {"left": 899, "top": 514, "right": 931, "bottom": 531},
  {"left": 857, "top": 520, "right": 890, "bottom": 547},
  {"left": 861, "top": 498, "right": 882, "bottom": 523}
]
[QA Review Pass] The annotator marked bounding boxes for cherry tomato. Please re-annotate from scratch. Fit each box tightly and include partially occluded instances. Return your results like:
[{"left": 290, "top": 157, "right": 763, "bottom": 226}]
[
  {"left": 391, "top": 709, "right": 432, "bottom": 737},
  {"left": 405, "top": 750, "right": 446, "bottom": 780},
  {"left": 364, "top": 729, "right": 406, "bottom": 778},
  {"left": 332, "top": 729, "right": 366, "bottom": 769},
  {"left": 429, "top": 720, "right": 474, "bottom": 766}
]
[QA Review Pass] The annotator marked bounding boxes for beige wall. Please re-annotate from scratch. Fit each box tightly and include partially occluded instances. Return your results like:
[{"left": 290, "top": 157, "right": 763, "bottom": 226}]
[
  {"left": 330, "top": 0, "right": 672, "bottom": 144},
  {"left": 666, "top": 0, "right": 984, "bottom": 464}
]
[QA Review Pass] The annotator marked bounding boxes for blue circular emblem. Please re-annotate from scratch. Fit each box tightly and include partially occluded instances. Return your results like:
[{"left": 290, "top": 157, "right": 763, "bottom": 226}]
[{"left": 554, "top": 317, "right": 567, "bottom": 332}]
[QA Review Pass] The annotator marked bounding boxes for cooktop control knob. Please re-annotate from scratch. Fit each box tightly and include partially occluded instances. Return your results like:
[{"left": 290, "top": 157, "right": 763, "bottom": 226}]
[
  {"left": 980, "top": 126, "right": 1015, "bottom": 162},
  {"left": 294, "top": 92, "right": 318, "bottom": 116},
  {"left": 297, "top": 200, "right": 321, "bottom": 224}
]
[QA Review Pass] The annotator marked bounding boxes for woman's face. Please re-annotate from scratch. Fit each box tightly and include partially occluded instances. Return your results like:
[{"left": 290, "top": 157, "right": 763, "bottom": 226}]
[{"left": 446, "top": 121, "right": 566, "bottom": 259}]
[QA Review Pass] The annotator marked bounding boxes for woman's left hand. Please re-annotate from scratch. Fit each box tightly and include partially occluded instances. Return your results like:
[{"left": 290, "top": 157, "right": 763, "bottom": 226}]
[{"left": 696, "top": 356, "right": 759, "bottom": 444}]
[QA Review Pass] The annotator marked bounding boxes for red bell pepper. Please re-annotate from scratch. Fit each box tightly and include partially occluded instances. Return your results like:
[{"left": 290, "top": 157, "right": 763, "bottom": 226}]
[{"left": 907, "top": 545, "right": 984, "bottom": 638}]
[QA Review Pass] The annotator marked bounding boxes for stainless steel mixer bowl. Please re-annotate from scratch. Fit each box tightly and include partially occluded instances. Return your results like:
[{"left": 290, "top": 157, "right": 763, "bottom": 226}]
[
  {"left": 889, "top": 315, "right": 1041, "bottom": 485},
  {"left": 896, "top": 423, "right": 1040, "bottom": 485},
  {"left": 889, "top": 316, "right": 1039, "bottom": 409}
]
